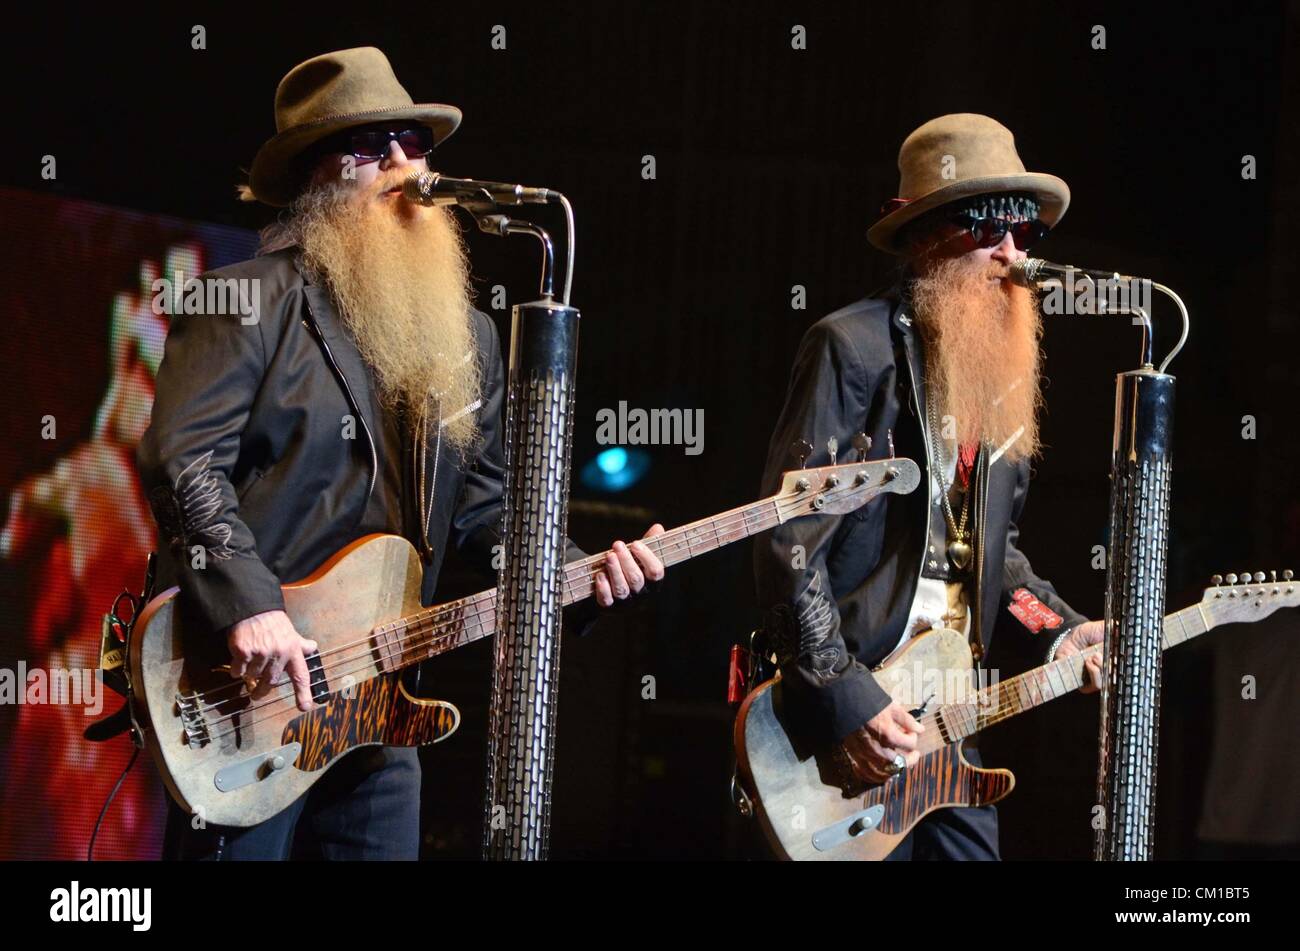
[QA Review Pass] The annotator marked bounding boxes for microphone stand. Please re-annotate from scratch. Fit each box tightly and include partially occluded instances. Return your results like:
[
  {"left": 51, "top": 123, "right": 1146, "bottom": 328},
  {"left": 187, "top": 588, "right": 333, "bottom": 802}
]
[
  {"left": 467, "top": 197, "right": 580, "bottom": 861},
  {"left": 1093, "top": 280, "right": 1189, "bottom": 860}
]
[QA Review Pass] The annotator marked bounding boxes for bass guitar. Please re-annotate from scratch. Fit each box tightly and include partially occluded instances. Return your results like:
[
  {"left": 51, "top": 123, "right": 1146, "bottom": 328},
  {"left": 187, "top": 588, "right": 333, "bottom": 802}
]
[{"left": 129, "top": 455, "right": 920, "bottom": 826}]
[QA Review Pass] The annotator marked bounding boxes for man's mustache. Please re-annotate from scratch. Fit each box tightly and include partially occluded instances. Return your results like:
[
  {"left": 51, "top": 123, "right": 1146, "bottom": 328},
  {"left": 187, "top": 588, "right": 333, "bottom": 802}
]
[{"left": 374, "top": 169, "right": 423, "bottom": 196}]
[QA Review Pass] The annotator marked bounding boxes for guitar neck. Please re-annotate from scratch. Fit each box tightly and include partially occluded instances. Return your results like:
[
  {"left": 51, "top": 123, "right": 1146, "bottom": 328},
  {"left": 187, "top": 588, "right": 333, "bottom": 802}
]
[
  {"left": 556, "top": 497, "right": 785, "bottom": 605},
  {"left": 380, "top": 495, "right": 788, "bottom": 668},
  {"left": 940, "top": 603, "right": 1212, "bottom": 740}
]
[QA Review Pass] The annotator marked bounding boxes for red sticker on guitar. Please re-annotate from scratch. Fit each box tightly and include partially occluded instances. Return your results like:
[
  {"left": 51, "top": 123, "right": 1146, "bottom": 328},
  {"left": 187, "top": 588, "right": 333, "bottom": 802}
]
[{"left": 1008, "top": 588, "right": 1063, "bottom": 633}]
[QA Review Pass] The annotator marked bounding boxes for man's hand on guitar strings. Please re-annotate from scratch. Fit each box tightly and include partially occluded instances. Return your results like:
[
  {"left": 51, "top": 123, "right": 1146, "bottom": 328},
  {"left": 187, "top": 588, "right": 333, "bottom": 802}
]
[
  {"left": 1053, "top": 620, "right": 1105, "bottom": 694},
  {"left": 227, "top": 609, "right": 319, "bottom": 712},
  {"left": 594, "top": 523, "right": 666, "bottom": 608}
]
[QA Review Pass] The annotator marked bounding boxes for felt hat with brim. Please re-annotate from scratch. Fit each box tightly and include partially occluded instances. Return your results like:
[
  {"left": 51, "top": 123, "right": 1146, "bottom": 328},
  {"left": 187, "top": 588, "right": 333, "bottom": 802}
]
[
  {"left": 248, "top": 46, "right": 462, "bottom": 207},
  {"left": 867, "top": 113, "right": 1070, "bottom": 254}
]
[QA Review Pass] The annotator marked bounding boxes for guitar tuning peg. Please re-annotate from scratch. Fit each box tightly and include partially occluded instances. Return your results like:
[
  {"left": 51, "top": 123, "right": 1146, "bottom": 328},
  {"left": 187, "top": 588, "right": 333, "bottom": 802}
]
[
  {"left": 1211, "top": 574, "right": 1223, "bottom": 586},
  {"left": 852, "top": 432, "right": 872, "bottom": 462},
  {"left": 1226, "top": 573, "right": 1238, "bottom": 585},
  {"left": 1271, "top": 570, "right": 1278, "bottom": 583},
  {"left": 1241, "top": 570, "right": 1252, "bottom": 585},
  {"left": 1253, "top": 572, "right": 1266, "bottom": 583},
  {"left": 1284, "top": 569, "right": 1294, "bottom": 582},
  {"left": 791, "top": 439, "right": 813, "bottom": 469},
  {"left": 827, "top": 436, "right": 838, "bottom": 465},
  {"left": 887, "top": 428, "right": 895, "bottom": 458}
]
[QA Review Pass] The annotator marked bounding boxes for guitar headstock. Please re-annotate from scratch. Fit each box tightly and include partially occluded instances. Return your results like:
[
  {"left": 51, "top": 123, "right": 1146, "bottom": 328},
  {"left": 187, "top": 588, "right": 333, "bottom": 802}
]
[
  {"left": 1200, "top": 570, "right": 1297, "bottom": 627},
  {"left": 775, "top": 457, "right": 921, "bottom": 522}
]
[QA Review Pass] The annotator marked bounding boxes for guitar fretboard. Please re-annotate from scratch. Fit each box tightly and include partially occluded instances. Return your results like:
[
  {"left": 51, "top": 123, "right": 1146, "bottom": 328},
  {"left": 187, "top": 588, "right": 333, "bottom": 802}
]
[
  {"left": 369, "top": 494, "right": 797, "bottom": 672},
  {"left": 937, "top": 604, "right": 1211, "bottom": 740}
]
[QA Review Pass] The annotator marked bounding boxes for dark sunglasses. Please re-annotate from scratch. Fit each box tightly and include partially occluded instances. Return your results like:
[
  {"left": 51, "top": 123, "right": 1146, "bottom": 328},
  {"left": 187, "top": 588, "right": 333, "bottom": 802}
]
[
  {"left": 946, "top": 213, "right": 1050, "bottom": 252},
  {"left": 321, "top": 126, "right": 436, "bottom": 162}
]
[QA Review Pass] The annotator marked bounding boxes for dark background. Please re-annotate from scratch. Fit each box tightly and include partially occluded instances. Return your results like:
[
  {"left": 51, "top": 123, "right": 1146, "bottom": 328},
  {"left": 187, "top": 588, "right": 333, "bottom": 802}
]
[{"left": 2, "top": 1, "right": 1297, "bottom": 859}]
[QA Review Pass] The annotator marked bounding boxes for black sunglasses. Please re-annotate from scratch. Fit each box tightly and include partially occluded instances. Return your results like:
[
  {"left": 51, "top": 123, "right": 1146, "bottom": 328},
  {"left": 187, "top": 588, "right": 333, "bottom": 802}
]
[
  {"left": 320, "top": 126, "right": 436, "bottom": 162},
  {"left": 946, "top": 213, "right": 1050, "bottom": 252}
]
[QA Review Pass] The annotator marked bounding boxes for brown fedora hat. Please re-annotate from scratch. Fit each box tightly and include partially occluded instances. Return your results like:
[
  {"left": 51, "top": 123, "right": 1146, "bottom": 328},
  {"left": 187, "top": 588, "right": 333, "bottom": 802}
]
[
  {"left": 247, "top": 47, "right": 462, "bottom": 207},
  {"left": 867, "top": 113, "right": 1069, "bottom": 254}
]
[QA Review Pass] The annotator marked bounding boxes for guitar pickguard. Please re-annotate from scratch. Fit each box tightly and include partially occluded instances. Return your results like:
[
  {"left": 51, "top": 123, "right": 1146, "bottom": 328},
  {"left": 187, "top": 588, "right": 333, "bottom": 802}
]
[
  {"left": 863, "top": 742, "right": 1015, "bottom": 836},
  {"left": 282, "top": 671, "right": 460, "bottom": 771}
]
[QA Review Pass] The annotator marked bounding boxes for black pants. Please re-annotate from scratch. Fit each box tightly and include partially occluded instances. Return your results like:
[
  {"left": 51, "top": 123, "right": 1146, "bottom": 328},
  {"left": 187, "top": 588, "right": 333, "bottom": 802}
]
[
  {"left": 161, "top": 745, "right": 421, "bottom": 860},
  {"left": 882, "top": 803, "right": 1000, "bottom": 860}
]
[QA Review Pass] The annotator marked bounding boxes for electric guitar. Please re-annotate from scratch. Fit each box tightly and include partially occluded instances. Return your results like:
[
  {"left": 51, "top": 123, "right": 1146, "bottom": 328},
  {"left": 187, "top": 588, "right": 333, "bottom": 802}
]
[
  {"left": 128, "top": 455, "right": 920, "bottom": 827},
  {"left": 734, "top": 571, "right": 1297, "bottom": 860}
]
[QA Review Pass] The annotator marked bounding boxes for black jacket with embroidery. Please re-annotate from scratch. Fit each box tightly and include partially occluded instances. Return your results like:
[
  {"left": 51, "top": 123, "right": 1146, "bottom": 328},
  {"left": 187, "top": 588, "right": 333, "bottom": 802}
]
[
  {"left": 752, "top": 291, "right": 1087, "bottom": 744},
  {"left": 137, "top": 247, "right": 594, "bottom": 639}
]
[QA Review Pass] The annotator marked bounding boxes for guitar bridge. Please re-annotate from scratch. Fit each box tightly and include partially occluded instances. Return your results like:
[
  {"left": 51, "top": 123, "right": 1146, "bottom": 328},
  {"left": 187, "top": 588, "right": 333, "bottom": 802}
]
[{"left": 175, "top": 693, "right": 211, "bottom": 748}]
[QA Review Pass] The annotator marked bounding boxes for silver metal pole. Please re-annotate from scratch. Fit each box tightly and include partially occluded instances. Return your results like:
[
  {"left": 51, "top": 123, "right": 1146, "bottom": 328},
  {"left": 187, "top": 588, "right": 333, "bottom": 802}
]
[
  {"left": 482, "top": 295, "right": 580, "bottom": 860},
  {"left": 1095, "top": 367, "right": 1175, "bottom": 860}
]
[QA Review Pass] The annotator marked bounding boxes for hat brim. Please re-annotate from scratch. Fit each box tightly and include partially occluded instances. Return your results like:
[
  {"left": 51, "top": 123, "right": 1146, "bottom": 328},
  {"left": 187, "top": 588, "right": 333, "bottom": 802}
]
[
  {"left": 248, "top": 104, "right": 462, "bottom": 207},
  {"left": 867, "top": 173, "right": 1070, "bottom": 254}
]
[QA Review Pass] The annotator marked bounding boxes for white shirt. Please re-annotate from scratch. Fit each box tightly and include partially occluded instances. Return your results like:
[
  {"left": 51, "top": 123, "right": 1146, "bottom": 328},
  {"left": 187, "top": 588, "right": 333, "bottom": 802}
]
[{"left": 893, "top": 433, "right": 969, "bottom": 654}]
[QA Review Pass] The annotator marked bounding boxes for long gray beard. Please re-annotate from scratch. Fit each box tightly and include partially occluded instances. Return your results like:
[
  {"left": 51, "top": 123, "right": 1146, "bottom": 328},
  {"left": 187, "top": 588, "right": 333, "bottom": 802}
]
[{"left": 284, "top": 183, "right": 482, "bottom": 456}]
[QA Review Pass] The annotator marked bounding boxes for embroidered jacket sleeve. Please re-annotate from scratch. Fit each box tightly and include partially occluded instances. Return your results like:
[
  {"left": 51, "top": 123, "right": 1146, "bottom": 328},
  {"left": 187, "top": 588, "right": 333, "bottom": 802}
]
[
  {"left": 137, "top": 303, "right": 286, "bottom": 637},
  {"left": 1001, "top": 458, "right": 1089, "bottom": 657},
  {"left": 753, "top": 319, "right": 894, "bottom": 742}
]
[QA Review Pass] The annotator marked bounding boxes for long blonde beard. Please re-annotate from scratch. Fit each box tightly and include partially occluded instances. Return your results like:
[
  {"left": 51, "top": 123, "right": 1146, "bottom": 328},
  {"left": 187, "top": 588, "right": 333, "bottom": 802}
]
[
  {"left": 292, "top": 182, "right": 481, "bottom": 454},
  {"left": 909, "top": 254, "right": 1044, "bottom": 463}
]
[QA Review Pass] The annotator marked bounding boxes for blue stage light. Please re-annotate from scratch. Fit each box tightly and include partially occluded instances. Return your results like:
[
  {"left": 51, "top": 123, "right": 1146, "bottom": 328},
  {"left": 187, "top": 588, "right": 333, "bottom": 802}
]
[
  {"left": 580, "top": 447, "right": 650, "bottom": 492},
  {"left": 597, "top": 447, "right": 628, "bottom": 474}
]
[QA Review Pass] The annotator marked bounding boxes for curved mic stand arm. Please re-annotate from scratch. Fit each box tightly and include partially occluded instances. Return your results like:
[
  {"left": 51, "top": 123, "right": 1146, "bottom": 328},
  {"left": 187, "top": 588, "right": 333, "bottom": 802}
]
[
  {"left": 1094, "top": 280, "right": 1190, "bottom": 373},
  {"left": 1076, "top": 274, "right": 1153, "bottom": 368},
  {"left": 555, "top": 193, "right": 575, "bottom": 306},
  {"left": 473, "top": 212, "right": 556, "bottom": 300},
  {"left": 457, "top": 188, "right": 575, "bottom": 304},
  {"left": 1151, "top": 283, "right": 1189, "bottom": 373}
]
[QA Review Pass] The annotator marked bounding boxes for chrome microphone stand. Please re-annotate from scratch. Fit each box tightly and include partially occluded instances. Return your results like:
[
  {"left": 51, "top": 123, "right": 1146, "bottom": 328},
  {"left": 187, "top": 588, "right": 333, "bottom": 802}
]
[
  {"left": 467, "top": 196, "right": 579, "bottom": 861},
  {"left": 1091, "top": 278, "right": 1189, "bottom": 860}
]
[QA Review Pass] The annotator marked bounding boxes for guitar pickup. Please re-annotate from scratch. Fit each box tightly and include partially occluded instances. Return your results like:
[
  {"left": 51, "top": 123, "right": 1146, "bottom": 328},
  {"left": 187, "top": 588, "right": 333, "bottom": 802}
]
[{"left": 304, "top": 651, "right": 330, "bottom": 703}]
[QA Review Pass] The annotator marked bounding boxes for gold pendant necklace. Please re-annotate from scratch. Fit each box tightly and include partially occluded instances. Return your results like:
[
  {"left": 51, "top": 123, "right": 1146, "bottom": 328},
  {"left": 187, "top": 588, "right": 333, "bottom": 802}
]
[{"left": 926, "top": 391, "right": 973, "bottom": 572}]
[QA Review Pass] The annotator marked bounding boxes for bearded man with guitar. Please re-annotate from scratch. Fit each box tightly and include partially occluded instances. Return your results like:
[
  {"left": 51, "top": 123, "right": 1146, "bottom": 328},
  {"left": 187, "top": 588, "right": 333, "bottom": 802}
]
[
  {"left": 137, "top": 48, "right": 664, "bottom": 860},
  {"left": 751, "top": 114, "right": 1106, "bottom": 861}
]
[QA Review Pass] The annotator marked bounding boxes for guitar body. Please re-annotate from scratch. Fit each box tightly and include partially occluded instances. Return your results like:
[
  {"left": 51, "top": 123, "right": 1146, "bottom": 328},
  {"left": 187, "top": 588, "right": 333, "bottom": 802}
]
[
  {"left": 734, "top": 627, "right": 1014, "bottom": 861},
  {"left": 127, "top": 534, "right": 461, "bottom": 828}
]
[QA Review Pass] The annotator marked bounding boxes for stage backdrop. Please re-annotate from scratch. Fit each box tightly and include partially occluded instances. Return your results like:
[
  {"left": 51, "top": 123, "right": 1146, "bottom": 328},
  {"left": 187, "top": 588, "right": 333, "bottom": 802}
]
[{"left": 0, "top": 188, "right": 257, "bottom": 860}]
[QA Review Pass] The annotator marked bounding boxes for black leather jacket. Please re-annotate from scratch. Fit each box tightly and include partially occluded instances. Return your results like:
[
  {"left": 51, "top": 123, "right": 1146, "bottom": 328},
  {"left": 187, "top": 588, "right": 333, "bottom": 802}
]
[
  {"left": 137, "top": 247, "right": 589, "bottom": 639},
  {"left": 753, "top": 291, "right": 1086, "bottom": 743}
]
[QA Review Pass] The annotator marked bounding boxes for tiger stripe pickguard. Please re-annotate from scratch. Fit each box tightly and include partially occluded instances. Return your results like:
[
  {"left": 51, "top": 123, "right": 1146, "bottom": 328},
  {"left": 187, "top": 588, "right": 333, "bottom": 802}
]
[
  {"left": 861, "top": 743, "right": 1014, "bottom": 835},
  {"left": 283, "top": 672, "right": 460, "bottom": 771}
]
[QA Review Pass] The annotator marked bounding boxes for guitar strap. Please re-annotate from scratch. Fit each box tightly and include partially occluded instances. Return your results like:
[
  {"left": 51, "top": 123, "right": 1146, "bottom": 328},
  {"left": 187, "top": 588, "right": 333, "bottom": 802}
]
[{"left": 967, "top": 444, "right": 991, "bottom": 673}]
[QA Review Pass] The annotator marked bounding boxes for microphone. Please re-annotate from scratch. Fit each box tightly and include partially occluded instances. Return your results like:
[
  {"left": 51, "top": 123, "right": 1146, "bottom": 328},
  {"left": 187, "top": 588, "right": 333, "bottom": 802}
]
[
  {"left": 403, "top": 171, "right": 555, "bottom": 208},
  {"left": 1009, "top": 258, "right": 1135, "bottom": 287}
]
